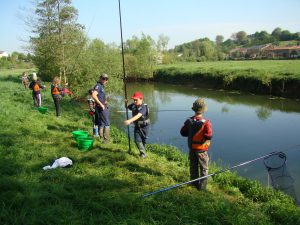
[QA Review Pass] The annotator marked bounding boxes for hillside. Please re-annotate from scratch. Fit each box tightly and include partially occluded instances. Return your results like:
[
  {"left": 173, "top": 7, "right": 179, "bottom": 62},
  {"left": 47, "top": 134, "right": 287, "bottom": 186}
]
[{"left": 1, "top": 69, "right": 300, "bottom": 225}]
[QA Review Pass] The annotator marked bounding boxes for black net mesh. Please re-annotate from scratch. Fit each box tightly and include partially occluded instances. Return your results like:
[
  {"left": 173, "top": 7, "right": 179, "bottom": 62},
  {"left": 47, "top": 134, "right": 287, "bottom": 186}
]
[{"left": 263, "top": 152, "right": 299, "bottom": 206}]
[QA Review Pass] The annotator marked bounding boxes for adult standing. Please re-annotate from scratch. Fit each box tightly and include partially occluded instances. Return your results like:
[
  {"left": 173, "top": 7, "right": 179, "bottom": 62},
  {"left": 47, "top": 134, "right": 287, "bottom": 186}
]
[
  {"left": 180, "top": 98, "right": 213, "bottom": 191},
  {"left": 92, "top": 74, "right": 110, "bottom": 143},
  {"left": 51, "top": 76, "right": 66, "bottom": 117},
  {"left": 29, "top": 73, "right": 45, "bottom": 107}
]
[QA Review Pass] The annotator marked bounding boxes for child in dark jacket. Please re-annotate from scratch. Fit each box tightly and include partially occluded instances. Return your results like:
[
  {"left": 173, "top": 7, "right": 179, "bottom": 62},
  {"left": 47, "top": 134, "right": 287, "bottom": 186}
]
[
  {"left": 87, "top": 89, "right": 99, "bottom": 137},
  {"left": 29, "top": 73, "right": 46, "bottom": 107}
]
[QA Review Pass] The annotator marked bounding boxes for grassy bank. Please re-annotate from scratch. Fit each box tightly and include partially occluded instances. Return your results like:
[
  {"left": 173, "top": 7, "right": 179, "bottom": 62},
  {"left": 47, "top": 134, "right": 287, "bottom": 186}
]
[
  {"left": 154, "top": 60, "right": 300, "bottom": 99},
  {"left": 1, "top": 69, "right": 300, "bottom": 225}
]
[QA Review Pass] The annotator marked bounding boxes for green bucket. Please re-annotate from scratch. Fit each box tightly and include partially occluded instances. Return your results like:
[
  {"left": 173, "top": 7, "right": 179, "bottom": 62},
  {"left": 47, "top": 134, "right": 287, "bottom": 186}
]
[
  {"left": 38, "top": 107, "right": 48, "bottom": 114},
  {"left": 72, "top": 130, "right": 89, "bottom": 141},
  {"left": 77, "top": 137, "right": 94, "bottom": 151}
]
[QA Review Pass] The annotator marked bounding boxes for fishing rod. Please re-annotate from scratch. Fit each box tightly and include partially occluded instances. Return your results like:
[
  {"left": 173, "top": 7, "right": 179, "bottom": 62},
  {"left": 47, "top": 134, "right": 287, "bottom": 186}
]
[
  {"left": 142, "top": 144, "right": 300, "bottom": 198},
  {"left": 118, "top": 0, "right": 132, "bottom": 153},
  {"left": 116, "top": 109, "right": 191, "bottom": 113}
]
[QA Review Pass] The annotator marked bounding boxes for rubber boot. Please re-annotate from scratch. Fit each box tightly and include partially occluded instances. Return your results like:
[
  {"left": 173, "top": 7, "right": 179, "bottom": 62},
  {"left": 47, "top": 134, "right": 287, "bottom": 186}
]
[
  {"left": 99, "top": 127, "right": 104, "bottom": 140},
  {"left": 93, "top": 126, "right": 99, "bottom": 137},
  {"left": 136, "top": 142, "right": 147, "bottom": 158},
  {"left": 199, "top": 179, "right": 208, "bottom": 191},
  {"left": 103, "top": 127, "right": 110, "bottom": 144}
]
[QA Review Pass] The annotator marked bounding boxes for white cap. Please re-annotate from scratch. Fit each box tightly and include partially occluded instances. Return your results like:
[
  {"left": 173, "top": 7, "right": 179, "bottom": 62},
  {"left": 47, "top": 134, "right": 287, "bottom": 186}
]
[{"left": 32, "top": 73, "right": 37, "bottom": 81}]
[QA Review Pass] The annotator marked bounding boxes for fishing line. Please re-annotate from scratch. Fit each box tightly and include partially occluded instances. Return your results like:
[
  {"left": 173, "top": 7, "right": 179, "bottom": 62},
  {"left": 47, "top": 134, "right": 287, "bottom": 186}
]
[
  {"left": 118, "top": 0, "right": 132, "bottom": 153},
  {"left": 116, "top": 109, "right": 191, "bottom": 113},
  {"left": 142, "top": 144, "right": 300, "bottom": 198}
]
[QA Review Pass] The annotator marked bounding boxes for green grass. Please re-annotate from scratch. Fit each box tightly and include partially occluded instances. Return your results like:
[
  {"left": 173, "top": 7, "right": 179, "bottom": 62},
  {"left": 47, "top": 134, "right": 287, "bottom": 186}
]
[
  {"left": 156, "top": 60, "right": 300, "bottom": 78},
  {"left": 1, "top": 69, "right": 300, "bottom": 225},
  {"left": 155, "top": 60, "right": 300, "bottom": 98}
]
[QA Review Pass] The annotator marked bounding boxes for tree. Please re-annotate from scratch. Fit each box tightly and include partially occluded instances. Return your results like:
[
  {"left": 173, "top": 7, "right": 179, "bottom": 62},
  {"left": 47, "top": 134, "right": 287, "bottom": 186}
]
[
  {"left": 236, "top": 31, "right": 247, "bottom": 44},
  {"left": 29, "top": 0, "right": 86, "bottom": 81},
  {"left": 157, "top": 34, "right": 169, "bottom": 52},
  {"left": 215, "top": 35, "right": 224, "bottom": 45},
  {"left": 271, "top": 27, "right": 282, "bottom": 40},
  {"left": 280, "top": 30, "right": 293, "bottom": 41},
  {"left": 70, "top": 38, "right": 123, "bottom": 95},
  {"left": 124, "top": 34, "right": 157, "bottom": 79}
]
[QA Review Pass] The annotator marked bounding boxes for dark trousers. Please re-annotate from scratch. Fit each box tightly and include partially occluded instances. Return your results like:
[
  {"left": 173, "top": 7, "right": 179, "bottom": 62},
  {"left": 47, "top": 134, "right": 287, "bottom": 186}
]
[
  {"left": 52, "top": 95, "right": 61, "bottom": 117},
  {"left": 134, "top": 125, "right": 149, "bottom": 145},
  {"left": 33, "top": 93, "right": 41, "bottom": 107},
  {"left": 95, "top": 106, "right": 110, "bottom": 127},
  {"left": 134, "top": 125, "right": 149, "bottom": 156},
  {"left": 189, "top": 150, "right": 209, "bottom": 190}
]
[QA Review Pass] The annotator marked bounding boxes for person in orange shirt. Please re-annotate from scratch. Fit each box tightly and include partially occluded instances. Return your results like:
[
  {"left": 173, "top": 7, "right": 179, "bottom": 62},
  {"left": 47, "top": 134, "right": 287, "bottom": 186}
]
[
  {"left": 51, "top": 76, "right": 67, "bottom": 117},
  {"left": 29, "top": 73, "right": 46, "bottom": 107}
]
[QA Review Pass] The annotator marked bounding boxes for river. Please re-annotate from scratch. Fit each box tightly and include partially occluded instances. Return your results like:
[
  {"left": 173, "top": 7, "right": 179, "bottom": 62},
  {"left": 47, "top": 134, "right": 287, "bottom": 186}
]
[{"left": 110, "top": 82, "right": 300, "bottom": 202}]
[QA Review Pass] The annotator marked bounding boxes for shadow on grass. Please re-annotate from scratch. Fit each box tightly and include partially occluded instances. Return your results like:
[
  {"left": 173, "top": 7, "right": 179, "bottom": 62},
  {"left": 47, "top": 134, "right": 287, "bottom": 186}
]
[
  {"left": 0, "top": 74, "right": 21, "bottom": 84},
  {"left": 122, "top": 162, "right": 163, "bottom": 176}
]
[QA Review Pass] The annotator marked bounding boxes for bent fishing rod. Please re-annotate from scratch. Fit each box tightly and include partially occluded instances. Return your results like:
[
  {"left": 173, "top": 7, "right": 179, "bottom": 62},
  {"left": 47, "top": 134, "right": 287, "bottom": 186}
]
[
  {"left": 142, "top": 144, "right": 300, "bottom": 198},
  {"left": 118, "top": 0, "right": 132, "bottom": 153}
]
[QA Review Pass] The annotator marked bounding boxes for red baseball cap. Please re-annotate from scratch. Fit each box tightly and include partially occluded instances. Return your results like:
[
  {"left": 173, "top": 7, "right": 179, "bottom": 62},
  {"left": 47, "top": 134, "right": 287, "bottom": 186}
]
[{"left": 131, "top": 92, "right": 143, "bottom": 99}]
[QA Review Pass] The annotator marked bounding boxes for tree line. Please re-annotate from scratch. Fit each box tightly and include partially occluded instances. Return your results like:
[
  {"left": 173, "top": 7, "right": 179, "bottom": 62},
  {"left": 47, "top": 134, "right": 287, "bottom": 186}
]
[
  {"left": 23, "top": 0, "right": 171, "bottom": 96},
  {"left": 172, "top": 28, "right": 300, "bottom": 62},
  {"left": 15, "top": 0, "right": 300, "bottom": 96},
  {"left": 0, "top": 52, "right": 34, "bottom": 69}
]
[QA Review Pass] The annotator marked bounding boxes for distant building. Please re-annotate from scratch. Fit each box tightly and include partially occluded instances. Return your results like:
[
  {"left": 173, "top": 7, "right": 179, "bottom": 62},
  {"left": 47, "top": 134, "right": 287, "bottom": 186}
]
[
  {"left": 229, "top": 44, "right": 300, "bottom": 59},
  {"left": 229, "top": 47, "right": 247, "bottom": 59},
  {"left": 264, "top": 46, "right": 300, "bottom": 59},
  {"left": 245, "top": 44, "right": 271, "bottom": 59},
  {"left": 0, "top": 51, "right": 9, "bottom": 58}
]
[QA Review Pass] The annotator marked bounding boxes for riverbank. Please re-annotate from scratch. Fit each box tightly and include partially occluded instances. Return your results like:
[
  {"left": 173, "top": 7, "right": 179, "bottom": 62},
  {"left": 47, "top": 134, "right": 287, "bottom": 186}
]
[
  {"left": 154, "top": 60, "right": 300, "bottom": 99},
  {"left": 1, "top": 69, "right": 300, "bottom": 224}
]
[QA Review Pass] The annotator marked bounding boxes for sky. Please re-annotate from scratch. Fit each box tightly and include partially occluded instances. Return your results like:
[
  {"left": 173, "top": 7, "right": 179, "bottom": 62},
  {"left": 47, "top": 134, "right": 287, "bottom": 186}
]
[{"left": 1, "top": 0, "right": 300, "bottom": 54}]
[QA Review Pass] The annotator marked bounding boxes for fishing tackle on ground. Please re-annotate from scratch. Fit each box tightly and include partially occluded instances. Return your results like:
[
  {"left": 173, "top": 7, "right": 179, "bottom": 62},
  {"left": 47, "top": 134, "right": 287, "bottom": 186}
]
[
  {"left": 263, "top": 152, "right": 299, "bottom": 206},
  {"left": 142, "top": 146, "right": 300, "bottom": 199}
]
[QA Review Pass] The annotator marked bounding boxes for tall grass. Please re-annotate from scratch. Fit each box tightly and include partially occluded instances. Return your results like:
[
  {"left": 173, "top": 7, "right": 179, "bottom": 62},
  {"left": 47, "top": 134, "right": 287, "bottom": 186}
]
[{"left": 0, "top": 69, "right": 299, "bottom": 225}]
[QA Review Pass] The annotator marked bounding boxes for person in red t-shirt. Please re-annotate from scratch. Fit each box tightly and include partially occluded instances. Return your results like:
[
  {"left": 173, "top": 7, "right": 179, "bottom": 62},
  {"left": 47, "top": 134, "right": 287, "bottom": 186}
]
[{"left": 180, "top": 98, "right": 213, "bottom": 191}]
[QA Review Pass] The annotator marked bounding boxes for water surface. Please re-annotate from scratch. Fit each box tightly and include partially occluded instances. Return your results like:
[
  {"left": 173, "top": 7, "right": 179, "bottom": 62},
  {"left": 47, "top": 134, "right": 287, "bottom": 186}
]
[{"left": 110, "top": 82, "right": 300, "bottom": 201}]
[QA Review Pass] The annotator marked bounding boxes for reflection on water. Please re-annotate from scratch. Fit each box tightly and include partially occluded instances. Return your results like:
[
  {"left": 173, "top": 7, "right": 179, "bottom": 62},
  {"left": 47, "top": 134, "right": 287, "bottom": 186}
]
[{"left": 110, "top": 82, "right": 300, "bottom": 201}]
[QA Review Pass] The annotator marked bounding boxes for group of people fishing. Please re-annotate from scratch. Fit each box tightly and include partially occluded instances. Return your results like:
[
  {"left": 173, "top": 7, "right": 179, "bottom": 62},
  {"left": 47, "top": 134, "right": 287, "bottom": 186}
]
[
  {"left": 22, "top": 71, "right": 213, "bottom": 191},
  {"left": 88, "top": 73, "right": 213, "bottom": 191},
  {"left": 22, "top": 71, "right": 72, "bottom": 117}
]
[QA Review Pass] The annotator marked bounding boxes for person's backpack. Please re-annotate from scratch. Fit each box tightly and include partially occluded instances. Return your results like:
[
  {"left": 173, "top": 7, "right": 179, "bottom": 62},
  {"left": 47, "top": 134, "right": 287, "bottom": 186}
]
[
  {"left": 33, "top": 82, "right": 40, "bottom": 93},
  {"left": 52, "top": 86, "right": 60, "bottom": 95}
]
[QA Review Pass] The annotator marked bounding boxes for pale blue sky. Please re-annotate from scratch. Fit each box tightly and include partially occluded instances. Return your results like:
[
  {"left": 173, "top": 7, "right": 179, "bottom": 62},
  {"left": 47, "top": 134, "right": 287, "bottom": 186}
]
[{"left": 1, "top": 0, "right": 300, "bottom": 54}]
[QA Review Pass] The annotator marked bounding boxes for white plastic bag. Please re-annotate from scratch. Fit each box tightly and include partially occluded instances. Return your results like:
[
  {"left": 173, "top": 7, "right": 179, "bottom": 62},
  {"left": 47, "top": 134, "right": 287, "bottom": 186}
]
[{"left": 43, "top": 157, "right": 73, "bottom": 170}]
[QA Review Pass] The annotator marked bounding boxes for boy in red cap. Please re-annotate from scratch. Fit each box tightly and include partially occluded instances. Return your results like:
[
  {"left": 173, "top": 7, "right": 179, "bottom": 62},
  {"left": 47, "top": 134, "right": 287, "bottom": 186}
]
[{"left": 124, "top": 92, "right": 150, "bottom": 158}]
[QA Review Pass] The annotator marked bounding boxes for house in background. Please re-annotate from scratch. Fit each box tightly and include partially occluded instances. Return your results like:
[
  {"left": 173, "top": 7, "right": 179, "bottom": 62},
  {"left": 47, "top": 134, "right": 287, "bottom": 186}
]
[
  {"left": 264, "top": 46, "right": 300, "bottom": 59},
  {"left": 0, "top": 51, "right": 9, "bottom": 58},
  {"left": 245, "top": 44, "right": 271, "bottom": 59},
  {"left": 229, "top": 47, "right": 247, "bottom": 59}
]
